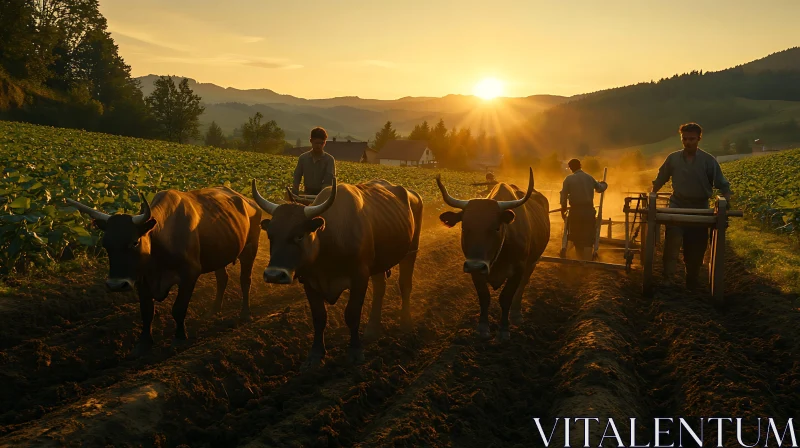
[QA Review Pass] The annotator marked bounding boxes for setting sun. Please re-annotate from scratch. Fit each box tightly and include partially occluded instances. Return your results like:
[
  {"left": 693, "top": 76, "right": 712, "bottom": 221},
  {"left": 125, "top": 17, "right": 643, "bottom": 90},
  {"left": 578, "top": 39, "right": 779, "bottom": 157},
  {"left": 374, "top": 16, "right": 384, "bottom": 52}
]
[{"left": 473, "top": 78, "right": 504, "bottom": 100}]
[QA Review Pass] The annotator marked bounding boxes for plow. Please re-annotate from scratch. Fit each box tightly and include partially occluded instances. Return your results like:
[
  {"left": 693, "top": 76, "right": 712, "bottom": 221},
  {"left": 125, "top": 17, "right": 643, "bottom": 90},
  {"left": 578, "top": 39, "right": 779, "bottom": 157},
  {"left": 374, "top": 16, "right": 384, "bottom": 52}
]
[{"left": 539, "top": 168, "right": 743, "bottom": 303}]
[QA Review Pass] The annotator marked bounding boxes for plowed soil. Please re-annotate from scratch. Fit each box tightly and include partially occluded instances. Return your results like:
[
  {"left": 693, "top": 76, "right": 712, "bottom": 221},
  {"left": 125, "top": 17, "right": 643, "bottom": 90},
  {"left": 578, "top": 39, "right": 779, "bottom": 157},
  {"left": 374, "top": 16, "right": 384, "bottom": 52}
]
[{"left": 1, "top": 217, "right": 798, "bottom": 447}]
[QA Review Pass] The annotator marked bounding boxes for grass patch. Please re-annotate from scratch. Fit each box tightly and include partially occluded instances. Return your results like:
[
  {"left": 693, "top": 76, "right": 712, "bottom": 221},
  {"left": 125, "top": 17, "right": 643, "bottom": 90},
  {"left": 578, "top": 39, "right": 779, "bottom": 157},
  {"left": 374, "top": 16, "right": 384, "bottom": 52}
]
[{"left": 728, "top": 219, "right": 800, "bottom": 295}]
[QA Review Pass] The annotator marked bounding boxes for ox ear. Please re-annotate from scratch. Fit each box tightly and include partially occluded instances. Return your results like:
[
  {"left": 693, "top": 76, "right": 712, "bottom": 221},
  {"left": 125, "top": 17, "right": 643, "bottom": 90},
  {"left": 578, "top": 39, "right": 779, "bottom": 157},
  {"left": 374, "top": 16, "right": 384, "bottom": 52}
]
[
  {"left": 138, "top": 218, "right": 157, "bottom": 236},
  {"left": 439, "top": 211, "right": 463, "bottom": 228},
  {"left": 305, "top": 217, "right": 325, "bottom": 233},
  {"left": 500, "top": 210, "right": 516, "bottom": 224},
  {"left": 260, "top": 219, "right": 270, "bottom": 231}
]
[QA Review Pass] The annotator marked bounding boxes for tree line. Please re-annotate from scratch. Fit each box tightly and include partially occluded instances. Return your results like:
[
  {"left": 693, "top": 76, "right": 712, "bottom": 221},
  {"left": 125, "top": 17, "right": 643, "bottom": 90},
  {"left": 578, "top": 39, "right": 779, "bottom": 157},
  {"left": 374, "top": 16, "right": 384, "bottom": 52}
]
[{"left": 0, "top": 0, "right": 289, "bottom": 154}]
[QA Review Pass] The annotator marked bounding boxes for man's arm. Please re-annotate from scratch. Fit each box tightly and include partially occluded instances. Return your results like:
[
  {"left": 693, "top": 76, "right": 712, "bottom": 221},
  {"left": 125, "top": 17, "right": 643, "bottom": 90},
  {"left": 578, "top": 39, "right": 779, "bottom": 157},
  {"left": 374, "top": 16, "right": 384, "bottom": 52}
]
[
  {"left": 321, "top": 155, "right": 335, "bottom": 187},
  {"left": 292, "top": 158, "right": 303, "bottom": 194},
  {"left": 711, "top": 159, "right": 732, "bottom": 202},
  {"left": 559, "top": 178, "right": 569, "bottom": 215},
  {"left": 651, "top": 155, "right": 672, "bottom": 193}
]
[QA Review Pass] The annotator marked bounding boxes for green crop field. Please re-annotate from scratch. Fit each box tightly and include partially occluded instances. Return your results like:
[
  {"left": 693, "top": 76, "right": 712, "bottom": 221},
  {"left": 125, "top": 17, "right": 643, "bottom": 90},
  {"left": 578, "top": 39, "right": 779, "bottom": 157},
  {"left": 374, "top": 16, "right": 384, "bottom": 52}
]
[
  {"left": 0, "top": 121, "right": 486, "bottom": 276},
  {"left": 722, "top": 147, "right": 800, "bottom": 238}
]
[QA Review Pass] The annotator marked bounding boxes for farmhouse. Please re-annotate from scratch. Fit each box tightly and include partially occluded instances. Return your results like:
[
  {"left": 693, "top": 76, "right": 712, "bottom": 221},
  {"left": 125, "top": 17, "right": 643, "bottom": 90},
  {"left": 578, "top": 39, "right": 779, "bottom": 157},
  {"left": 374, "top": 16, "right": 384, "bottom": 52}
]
[
  {"left": 284, "top": 138, "right": 377, "bottom": 163},
  {"left": 377, "top": 140, "right": 436, "bottom": 167}
]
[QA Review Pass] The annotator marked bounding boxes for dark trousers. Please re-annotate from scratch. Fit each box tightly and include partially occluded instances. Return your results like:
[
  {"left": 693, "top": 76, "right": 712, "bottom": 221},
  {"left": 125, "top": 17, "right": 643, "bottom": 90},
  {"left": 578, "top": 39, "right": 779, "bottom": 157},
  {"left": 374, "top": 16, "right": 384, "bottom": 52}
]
[
  {"left": 567, "top": 205, "right": 597, "bottom": 249},
  {"left": 662, "top": 196, "right": 710, "bottom": 282}
]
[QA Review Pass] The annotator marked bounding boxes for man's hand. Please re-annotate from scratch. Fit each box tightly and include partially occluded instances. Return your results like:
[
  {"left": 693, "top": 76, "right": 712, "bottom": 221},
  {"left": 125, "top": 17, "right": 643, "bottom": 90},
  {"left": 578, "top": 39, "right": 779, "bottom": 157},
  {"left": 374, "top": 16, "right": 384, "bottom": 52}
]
[{"left": 561, "top": 208, "right": 567, "bottom": 221}]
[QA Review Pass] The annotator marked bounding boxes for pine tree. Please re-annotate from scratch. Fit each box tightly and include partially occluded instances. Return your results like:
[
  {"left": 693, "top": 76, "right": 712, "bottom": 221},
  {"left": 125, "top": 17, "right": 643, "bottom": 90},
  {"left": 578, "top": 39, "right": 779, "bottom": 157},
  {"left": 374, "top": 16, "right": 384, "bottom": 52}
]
[{"left": 373, "top": 121, "right": 398, "bottom": 151}]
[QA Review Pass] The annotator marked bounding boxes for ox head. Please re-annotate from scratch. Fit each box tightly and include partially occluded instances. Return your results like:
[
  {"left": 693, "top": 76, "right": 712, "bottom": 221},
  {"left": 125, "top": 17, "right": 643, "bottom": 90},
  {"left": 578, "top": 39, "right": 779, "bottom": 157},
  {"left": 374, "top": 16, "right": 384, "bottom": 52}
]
[
  {"left": 66, "top": 194, "right": 157, "bottom": 292},
  {"left": 251, "top": 178, "right": 337, "bottom": 284},
  {"left": 437, "top": 168, "right": 534, "bottom": 276}
]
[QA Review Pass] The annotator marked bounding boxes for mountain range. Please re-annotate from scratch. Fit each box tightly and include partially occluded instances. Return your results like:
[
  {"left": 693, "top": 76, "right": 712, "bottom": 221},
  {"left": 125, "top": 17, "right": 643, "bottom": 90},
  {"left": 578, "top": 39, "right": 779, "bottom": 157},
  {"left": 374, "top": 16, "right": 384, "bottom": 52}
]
[
  {"left": 134, "top": 74, "right": 568, "bottom": 142},
  {"left": 136, "top": 46, "right": 800, "bottom": 155}
]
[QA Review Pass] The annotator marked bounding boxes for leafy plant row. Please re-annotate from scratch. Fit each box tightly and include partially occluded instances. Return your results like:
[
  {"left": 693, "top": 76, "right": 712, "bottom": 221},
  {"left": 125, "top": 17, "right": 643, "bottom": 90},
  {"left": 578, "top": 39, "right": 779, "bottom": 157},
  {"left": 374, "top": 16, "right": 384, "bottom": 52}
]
[
  {"left": 722, "top": 147, "right": 800, "bottom": 240},
  {"left": 0, "top": 121, "right": 484, "bottom": 276}
]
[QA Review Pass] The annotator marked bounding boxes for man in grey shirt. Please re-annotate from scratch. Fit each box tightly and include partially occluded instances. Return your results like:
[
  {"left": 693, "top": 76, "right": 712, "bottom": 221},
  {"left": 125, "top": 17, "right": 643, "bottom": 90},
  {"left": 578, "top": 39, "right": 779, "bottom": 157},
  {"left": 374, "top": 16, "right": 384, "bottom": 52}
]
[
  {"left": 651, "top": 122, "right": 732, "bottom": 289},
  {"left": 560, "top": 159, "right": 608, "bottom": 260},
  {"left": 292, "top": 127, "right": 336, "bottom": 195}
]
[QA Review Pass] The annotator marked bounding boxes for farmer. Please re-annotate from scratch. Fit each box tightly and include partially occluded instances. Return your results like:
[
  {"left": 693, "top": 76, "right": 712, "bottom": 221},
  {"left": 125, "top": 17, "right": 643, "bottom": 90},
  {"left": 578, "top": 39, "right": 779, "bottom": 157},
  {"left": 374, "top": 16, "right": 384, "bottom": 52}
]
[
  {"left": 292, "top": 127, "right": 336, "bottom": 196},
  {"left": 471, "top": 172, "right": 499, "bottom": 195},
  {"left": 651, "top": 122, "right": 732, "bottom": 289},
  {"left": 560, "top": 159, "right": 608, "bottom": 260}
]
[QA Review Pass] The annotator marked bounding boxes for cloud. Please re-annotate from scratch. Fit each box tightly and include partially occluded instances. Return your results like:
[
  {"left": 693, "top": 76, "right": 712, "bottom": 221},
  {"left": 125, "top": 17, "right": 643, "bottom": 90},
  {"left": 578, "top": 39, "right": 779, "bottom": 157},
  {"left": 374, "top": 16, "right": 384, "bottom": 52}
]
[
  {"left": 360, "top": 59, "right": 398, "bottom": 68},
  {"left": 153, "top": 54, "right": 302, "bottom": 70},
  {"left": 109, "top": 27, "right": 192, "bottom": 55},
  {"left": 240, "top": 36, "right": 265, "bottom": 44},
  {"left": 243, "top": 60, "right": 303, "bottom": 70}
]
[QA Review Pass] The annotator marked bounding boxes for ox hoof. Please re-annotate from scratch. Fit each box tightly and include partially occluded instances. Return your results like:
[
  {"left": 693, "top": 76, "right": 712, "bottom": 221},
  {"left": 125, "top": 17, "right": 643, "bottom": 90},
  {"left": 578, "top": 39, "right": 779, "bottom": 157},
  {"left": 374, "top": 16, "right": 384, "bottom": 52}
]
[
  {"left": 498, "top": 328, "right": 511, "bottom": 341},
  {"left": 477, "top": 323, "right": 491, "bottom": 340},
  {"left": 130, "top": 339, "right": 153, "bottom": 358},
  {"left": 348, "top": 347, "right": 366, "bottom": 364},
  {"left": 363, "top": 322, "right": 383, "bottom": 341},
  {"left": 400, "top": 314, "right": 413, "bottom": 333},
  {"left": 171, "top": 338, "right": 191, "bottom": 349},
  {"left": 203, "top": 308, "right": 221, "bottom": 320},
  {"left": 510, "top": 311, "right": 524, "bottom": 326},
  {"left": 301, "top": 351, "right": 325, "bottom": 371}
]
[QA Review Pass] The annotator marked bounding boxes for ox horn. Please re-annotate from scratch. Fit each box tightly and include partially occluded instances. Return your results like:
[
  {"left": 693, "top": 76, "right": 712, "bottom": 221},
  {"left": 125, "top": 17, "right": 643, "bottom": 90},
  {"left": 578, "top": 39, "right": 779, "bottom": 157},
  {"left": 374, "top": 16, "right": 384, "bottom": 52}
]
[
  {"left": 303, "top": 178, "right": 337, "bottom": 218},
  {"left": 66, "top": 198, "right": 112, "bottom": 222},
  {"left": 131, "top": 193, "right": 152, "bottom": 225},
  {"left": 252, "top": 179, "right": 280, "bottom": 215},
  {"left": 497, "top": 167, "right": 534, "bottom": 210},
  {"left": 435, "top": 174, "right": 469, "bottom": 210}
]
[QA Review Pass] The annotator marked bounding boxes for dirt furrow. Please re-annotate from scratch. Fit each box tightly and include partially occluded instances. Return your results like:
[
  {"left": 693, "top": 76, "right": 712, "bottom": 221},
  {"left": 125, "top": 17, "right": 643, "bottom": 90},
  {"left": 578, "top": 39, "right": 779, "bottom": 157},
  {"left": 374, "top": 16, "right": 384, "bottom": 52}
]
[
  {"left": 612, "top": 251, "right": 800, "bottom": 446},
  {"left": 351, "top": 266, "right": 581, "bottom": 448}
]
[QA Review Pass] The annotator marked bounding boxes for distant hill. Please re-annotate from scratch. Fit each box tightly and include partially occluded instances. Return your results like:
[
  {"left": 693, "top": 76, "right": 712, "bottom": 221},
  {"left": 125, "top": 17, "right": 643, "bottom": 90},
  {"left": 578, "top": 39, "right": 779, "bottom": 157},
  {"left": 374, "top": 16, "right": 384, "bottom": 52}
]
[
  {"left": 737, "top": 47, "right": 800, "bottom": 74},
  {"left": 504, "top": 47, "right": 800, "bottom": 161},
  {"left": 135, "top": 74, "right": 568, "bottom": 140}
]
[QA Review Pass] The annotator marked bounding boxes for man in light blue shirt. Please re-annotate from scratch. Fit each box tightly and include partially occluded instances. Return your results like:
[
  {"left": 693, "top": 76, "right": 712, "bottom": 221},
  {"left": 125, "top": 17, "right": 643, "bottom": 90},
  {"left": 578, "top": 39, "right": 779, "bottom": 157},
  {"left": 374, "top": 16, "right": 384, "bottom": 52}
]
[{"left": 651, "top": 122, "right": 732, "bottom": 289}]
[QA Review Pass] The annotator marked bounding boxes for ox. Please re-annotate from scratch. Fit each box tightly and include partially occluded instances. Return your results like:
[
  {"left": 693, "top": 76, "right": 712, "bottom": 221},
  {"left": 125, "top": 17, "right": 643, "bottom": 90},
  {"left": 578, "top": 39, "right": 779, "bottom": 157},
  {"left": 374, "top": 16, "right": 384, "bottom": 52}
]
[
  {"left": 67, "top": 187, "right": 262, "bottom": 354},
  {"left": 251, "top": 177, "right": 423, "bottom": 367},
  {"left": 436, "top": 168, "right": 550, "bottom": 340}
]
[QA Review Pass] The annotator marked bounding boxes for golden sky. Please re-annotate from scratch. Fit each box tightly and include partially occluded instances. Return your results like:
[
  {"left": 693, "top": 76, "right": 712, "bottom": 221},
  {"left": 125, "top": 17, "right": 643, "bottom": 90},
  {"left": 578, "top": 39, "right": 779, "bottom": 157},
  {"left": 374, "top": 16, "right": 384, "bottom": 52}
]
[{"left": 100, "top": 0, "right": 800, "bottom": 100}]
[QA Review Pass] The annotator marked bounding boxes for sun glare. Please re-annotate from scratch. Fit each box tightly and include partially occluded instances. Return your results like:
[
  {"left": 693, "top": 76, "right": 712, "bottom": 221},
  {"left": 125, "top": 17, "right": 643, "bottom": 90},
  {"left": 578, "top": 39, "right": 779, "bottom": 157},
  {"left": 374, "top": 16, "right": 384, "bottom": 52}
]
[{"left": 473, "top": 78, "right": 504, "bottom": 100}]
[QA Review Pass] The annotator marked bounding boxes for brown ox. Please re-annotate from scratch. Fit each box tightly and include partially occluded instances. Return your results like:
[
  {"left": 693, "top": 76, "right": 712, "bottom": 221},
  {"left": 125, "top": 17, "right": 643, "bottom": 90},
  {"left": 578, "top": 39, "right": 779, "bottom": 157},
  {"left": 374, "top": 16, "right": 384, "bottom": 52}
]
[
  {"left": 67, "top": 187, "right": 262, "bottom": 355},
  {"left": 251, "top": 177, "right": 423, "bottom": 367},
  {"left": 437, "top": 168, "right": 550, "bottom": 340}
]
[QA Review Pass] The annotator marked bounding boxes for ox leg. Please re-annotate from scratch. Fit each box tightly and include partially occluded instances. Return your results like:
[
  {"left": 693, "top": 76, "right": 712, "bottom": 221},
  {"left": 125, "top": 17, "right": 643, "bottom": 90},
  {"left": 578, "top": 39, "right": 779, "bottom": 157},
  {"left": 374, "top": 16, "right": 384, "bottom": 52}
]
[
  {"left": 303, "top": 284, "right": 327, "bottom": 369},
  {"left": 510, "top": 263, "right": 536, "bottom": 326},
  {"left": 345, "top": 276, "right": 369, "bottom": 364},
  {"left": 471, "top": 274, "right": 492, "bottom": 339},
  {"left": 364, "top": 273, "right": 386, "bottom": 340},
  {"left": 132, "top": 278, "right": 155, "bottom": 357},
  {"left": 498, "top": 271, "right": 524, "bottom": 341},
  {"left": 205, "top": 268, "right": 228, "bottom": 319},
  {"left": 398, "top": 252, "right": 417, "bottom": 332},
  {"left": 171, "top": 276, "right": 199, "bottom": 345},
  {"left": 238, "top": 245, "right": 257, "bottom": 322}
]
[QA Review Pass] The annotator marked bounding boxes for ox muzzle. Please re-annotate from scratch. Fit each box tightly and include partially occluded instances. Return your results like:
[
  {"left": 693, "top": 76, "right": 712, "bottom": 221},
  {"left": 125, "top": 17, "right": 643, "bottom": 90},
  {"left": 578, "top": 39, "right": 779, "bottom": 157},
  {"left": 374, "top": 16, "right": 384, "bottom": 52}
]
[
  {"left": 463, "top": 260, "right": 491, "bottom": 275},
  {"left": 264, "top": 267, "right": 293, "bottom": 285},
  {"left": 106, "top": 278, "right": 135, "bottom": 292}
]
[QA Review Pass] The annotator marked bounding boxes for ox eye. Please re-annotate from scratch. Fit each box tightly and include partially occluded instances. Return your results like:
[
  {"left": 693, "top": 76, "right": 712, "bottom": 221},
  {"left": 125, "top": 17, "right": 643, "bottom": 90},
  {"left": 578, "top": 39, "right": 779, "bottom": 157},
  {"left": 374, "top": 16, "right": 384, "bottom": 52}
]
[{"left": 294, "top": 235, "right": 304, "bottom": 243}]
